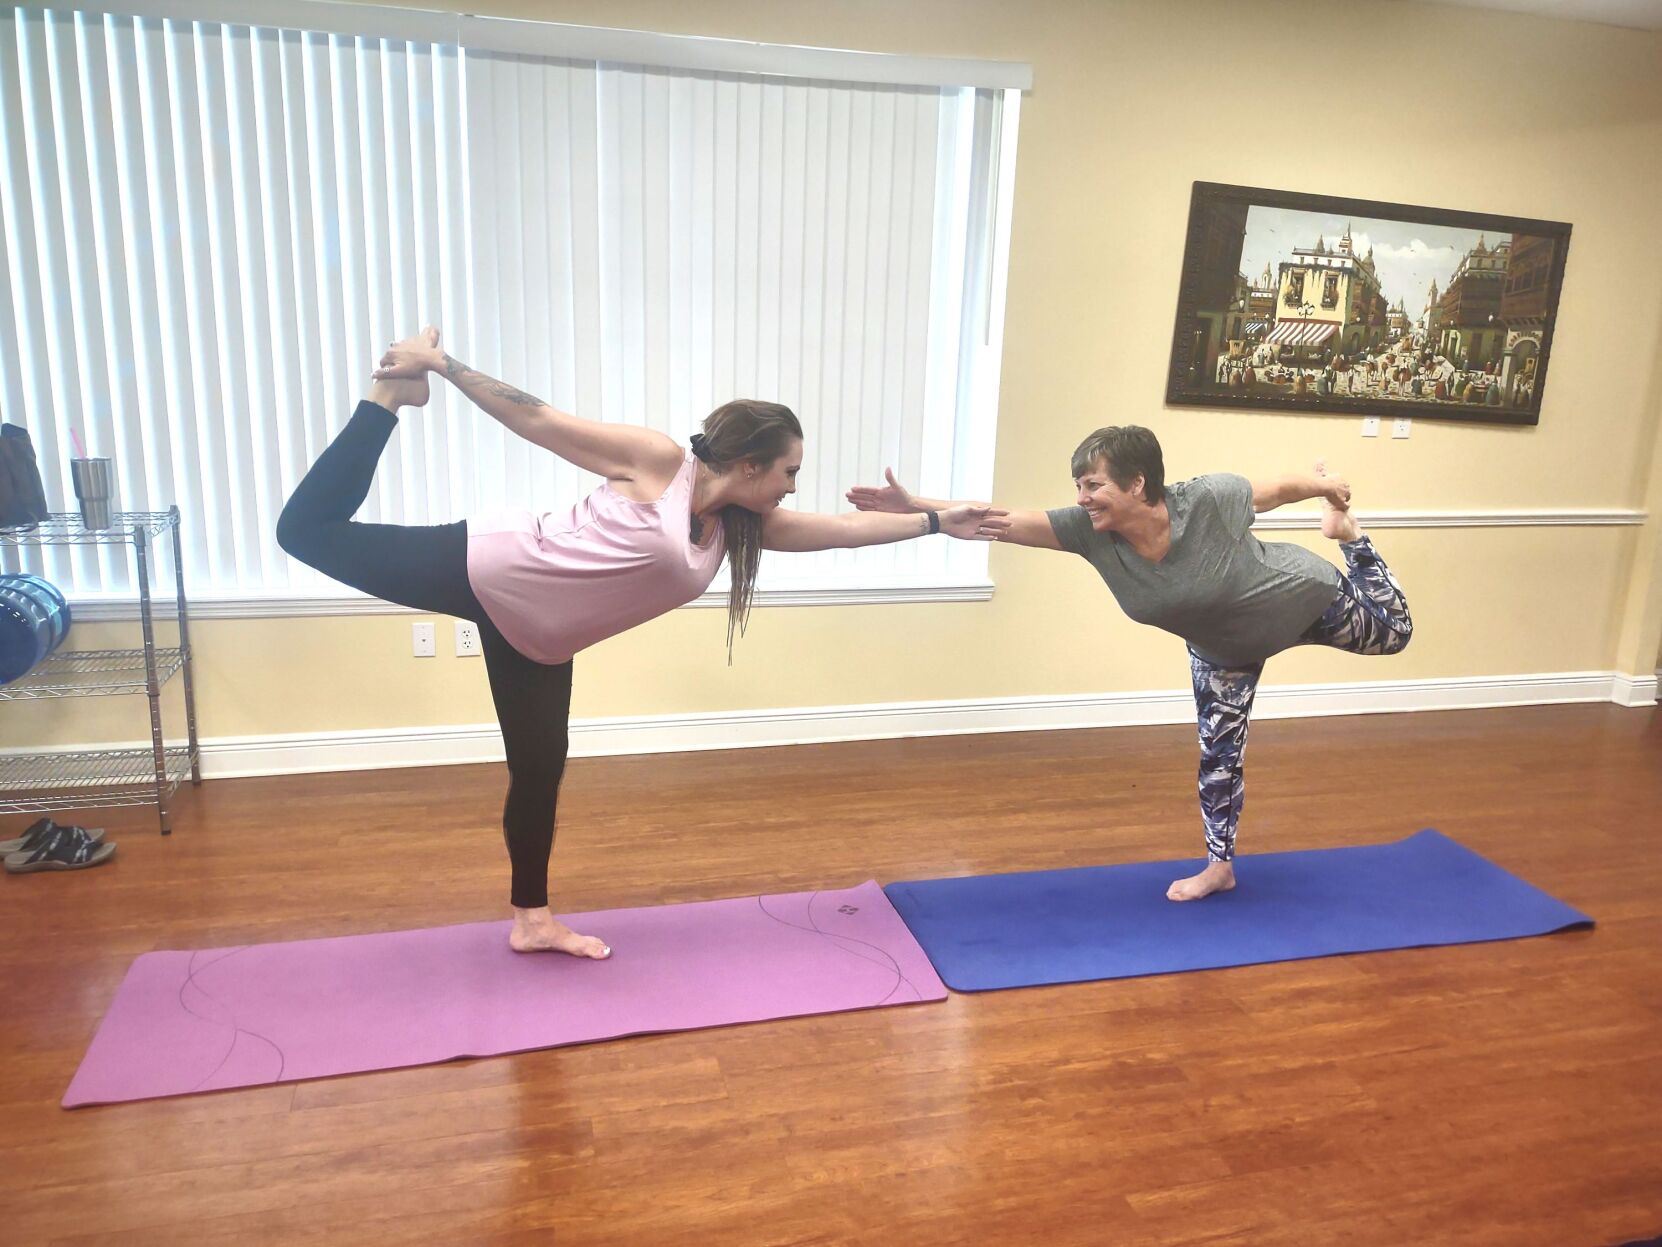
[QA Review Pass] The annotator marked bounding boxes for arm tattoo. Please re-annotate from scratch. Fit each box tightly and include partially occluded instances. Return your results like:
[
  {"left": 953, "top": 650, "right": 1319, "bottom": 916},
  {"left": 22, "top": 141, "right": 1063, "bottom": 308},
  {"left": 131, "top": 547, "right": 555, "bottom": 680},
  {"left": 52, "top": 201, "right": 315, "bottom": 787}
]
[{"left": 441, "top": 353, "right": 548, "bottom": 409}]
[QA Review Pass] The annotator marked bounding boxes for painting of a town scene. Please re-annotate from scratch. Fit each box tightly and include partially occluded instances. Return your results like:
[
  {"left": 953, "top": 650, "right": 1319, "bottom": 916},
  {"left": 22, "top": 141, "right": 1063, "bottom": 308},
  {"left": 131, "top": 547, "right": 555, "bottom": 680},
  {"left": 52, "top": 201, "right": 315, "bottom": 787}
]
[{"left": 1166, "top": 183, "right": 1570, "bottom": 426}]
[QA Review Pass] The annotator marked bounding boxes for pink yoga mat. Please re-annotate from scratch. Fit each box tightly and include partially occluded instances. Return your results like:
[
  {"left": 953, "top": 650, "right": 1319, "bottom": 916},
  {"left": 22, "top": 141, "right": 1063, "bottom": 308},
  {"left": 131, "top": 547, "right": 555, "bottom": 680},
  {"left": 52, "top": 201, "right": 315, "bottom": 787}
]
[{"left": 65, "top": 880, "right": 943, "bottom": 1107}]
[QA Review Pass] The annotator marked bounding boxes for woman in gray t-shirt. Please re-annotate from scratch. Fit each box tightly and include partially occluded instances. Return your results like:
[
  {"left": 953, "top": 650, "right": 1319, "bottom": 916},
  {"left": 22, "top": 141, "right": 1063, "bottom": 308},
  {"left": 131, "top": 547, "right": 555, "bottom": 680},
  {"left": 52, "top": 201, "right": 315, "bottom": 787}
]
[{"left": 848, "top": 425, "right": 1412, "bottom": 903}]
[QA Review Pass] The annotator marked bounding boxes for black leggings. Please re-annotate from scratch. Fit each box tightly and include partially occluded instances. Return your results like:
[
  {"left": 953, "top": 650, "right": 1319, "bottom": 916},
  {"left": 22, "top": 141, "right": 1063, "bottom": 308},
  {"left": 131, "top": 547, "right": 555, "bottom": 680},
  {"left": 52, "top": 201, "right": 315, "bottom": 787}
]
[{"left": 276, "top": 401, "right": 573, "bottom": 909}]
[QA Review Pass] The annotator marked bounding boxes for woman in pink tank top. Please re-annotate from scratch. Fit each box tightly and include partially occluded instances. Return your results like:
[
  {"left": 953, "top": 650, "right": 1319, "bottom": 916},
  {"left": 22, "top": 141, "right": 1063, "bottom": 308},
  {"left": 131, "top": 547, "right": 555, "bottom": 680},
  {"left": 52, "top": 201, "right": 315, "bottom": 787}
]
[{"left": 278, "top": 326, "right": 1006, "bottom": 959}]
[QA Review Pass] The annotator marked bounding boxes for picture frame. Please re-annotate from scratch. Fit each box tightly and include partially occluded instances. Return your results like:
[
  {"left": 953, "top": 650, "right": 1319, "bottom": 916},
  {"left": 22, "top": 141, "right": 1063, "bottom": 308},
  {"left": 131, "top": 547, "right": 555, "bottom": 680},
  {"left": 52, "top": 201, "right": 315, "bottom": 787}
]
[{"left": 1165, "top": 182, "right": 1571, "bottom": 427}]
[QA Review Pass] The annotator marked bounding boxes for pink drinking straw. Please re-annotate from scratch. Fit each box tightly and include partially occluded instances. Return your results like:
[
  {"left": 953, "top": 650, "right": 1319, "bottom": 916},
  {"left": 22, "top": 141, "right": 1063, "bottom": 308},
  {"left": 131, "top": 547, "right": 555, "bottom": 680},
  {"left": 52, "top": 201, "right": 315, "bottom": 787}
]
[{"left": 70, "top": 428, "right": 88, "bottom": 460}]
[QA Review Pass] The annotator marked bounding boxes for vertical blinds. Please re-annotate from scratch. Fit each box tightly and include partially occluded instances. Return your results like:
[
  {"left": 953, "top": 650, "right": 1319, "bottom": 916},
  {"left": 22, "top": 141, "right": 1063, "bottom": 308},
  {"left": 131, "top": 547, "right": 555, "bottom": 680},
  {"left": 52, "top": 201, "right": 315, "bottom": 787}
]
[{"left": 0, "top": 5, "right": 1011, "bottom": 603}]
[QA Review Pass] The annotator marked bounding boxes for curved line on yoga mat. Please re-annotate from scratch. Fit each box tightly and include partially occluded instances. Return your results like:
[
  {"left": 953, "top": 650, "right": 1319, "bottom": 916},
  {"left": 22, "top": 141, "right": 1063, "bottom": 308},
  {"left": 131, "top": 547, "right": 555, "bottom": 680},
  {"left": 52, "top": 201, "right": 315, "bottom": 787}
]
[
  {"left": 756, "top": 893, "right": 909, "bottom": 1001},
  {"left": 177, "top": 949, "right": 241, "bottom": 1084},
  {"left": 178, "top": 948, "right": 287, "bottom": 1091},
  {"left": 752, "top": 893, "right": 921, "bottom": 1004},
  {"left": 175, "top": 951, "right": 235, "bottom": 1028},
  {"left": 806, "top": 892, "right": 914, "bottom": 1006}
]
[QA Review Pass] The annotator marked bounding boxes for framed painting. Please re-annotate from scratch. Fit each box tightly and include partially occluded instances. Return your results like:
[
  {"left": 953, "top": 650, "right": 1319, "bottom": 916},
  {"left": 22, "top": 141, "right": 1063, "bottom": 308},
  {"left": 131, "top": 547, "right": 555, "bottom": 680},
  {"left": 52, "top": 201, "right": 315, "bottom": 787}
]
[{"left": 1165, "top": 182, "right": 1570, "bottom": 426}]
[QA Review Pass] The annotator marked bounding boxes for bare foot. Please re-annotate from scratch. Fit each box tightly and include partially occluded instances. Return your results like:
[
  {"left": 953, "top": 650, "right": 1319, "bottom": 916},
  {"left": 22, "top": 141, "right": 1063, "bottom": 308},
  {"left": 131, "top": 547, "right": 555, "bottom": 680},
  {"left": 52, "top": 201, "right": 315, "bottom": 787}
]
[
  {"left": 367, "top": 374, "right": 430, "bottom": 412},
  {"left": 1314, "top": 459, "right": 1360, "bottom": 542},
  {"left": 367, "top": 327, "right": 442, "bottom": 411},
  {"left": 509, "top": 907, "right": 611, "bottom": 959},
  {"left": 1167, "top": 860, "right": 1236, "bottom": 902}
]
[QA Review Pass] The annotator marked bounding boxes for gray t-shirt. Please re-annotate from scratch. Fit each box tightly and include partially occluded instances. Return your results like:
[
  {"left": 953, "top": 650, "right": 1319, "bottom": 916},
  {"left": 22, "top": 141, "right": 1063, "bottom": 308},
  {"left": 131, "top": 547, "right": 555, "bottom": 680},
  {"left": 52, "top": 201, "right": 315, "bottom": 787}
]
[{"left": 1047, "top": 473, "right": 1341, "bottom": 667}]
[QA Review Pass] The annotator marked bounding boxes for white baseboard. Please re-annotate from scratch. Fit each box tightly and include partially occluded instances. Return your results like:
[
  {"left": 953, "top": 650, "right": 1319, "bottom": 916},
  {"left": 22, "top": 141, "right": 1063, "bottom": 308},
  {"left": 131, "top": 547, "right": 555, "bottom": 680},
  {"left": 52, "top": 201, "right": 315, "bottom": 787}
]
[
  {"left": 98, "top": 668, "right": 1656, "bottom": 779},
  {"left": 1613, "top": 670, "right": 1662, "bottom": 708}
]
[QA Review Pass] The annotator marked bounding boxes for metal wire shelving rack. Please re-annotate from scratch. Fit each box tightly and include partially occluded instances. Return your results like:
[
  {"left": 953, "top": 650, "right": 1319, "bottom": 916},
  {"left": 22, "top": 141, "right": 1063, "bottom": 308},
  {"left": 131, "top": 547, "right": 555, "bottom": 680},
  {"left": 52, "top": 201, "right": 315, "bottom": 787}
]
[{"left": 1, "top": 509, "right": 201, "bottom": 834}]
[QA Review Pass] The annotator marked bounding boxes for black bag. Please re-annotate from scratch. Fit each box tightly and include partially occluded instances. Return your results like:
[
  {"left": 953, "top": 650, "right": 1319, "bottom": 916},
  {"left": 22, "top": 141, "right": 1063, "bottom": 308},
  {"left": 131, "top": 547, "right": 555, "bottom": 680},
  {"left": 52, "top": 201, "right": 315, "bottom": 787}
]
[{"left": 0, "top": 423, "right": 50, "bottom": 528}]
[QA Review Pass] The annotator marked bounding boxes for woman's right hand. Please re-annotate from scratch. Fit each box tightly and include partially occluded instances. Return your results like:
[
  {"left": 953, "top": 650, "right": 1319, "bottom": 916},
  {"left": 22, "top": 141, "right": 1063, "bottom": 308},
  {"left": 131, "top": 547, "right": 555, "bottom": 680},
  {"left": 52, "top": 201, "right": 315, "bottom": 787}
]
[
  {"left": 940, "top": 503, "right": 1011, "bottom": 542},
  {"left": 373, "top": 325, "right": 444, "bottom": 379},
  {"left": 846, "top": 468, "right": 918, "bottom": 514}
]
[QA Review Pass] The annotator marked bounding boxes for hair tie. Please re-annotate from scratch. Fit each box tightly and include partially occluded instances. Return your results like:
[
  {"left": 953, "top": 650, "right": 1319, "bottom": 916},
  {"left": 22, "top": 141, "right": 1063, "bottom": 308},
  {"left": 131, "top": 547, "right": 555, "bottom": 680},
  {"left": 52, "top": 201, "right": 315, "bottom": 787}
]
[{"left": 689, "top": 432, "right": 714, "bottom": 463}]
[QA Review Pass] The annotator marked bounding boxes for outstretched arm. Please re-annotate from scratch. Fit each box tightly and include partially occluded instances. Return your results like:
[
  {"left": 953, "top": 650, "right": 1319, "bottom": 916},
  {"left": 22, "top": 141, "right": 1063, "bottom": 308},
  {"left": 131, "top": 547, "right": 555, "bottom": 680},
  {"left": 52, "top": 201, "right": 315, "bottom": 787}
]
[
  {"left": 845, "top": 468, "right": 1063, "bottom": 550},
  {"left": 762, "top": 503, "right": 1009, "bottom": 552},
  {"left": 375, "top": 327, "right": 682, "bottom": 485},
  {"left": 1251, "top": 471, "right": 1349, "bottom": 513}
]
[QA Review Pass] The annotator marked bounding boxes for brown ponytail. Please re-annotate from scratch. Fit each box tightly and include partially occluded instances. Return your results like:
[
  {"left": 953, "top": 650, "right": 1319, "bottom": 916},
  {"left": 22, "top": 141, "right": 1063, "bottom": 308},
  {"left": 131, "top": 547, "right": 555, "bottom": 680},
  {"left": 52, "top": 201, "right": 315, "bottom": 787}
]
[{"left": 692, "top": 399, "right": 804, "bottom": 658}]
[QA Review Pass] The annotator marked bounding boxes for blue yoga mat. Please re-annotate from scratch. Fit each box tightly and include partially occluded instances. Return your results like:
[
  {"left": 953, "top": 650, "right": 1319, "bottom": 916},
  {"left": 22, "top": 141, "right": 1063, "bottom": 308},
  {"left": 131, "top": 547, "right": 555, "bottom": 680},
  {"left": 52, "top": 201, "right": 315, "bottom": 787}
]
[{"left": 884, "top": 830, "right": 1593, "bottom": 992}]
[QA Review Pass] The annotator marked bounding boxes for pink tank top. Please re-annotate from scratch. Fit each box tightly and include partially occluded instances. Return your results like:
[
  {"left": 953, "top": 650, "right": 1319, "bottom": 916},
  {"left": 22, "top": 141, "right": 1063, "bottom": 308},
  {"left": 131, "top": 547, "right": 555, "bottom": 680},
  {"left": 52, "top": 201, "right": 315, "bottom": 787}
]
[{"left": 466, "top": 451, "right": 726, "bottom": 664}]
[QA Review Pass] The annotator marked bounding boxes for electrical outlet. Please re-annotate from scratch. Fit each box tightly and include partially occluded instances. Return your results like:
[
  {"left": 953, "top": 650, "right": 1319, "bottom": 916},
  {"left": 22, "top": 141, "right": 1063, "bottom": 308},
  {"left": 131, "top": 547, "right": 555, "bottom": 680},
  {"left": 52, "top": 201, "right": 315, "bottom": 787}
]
[
  {"left": 411, "top": 622, "right": 436, "bottom": 657},
  {"left": 1392, "top": 417, "right": 1412, "bottom": 439},
  {"left": 455, "top": 620, "right": 482, "bottom": 657},
  {"left": 1361, "top": 416, "right": 1380, "bottom": 437}
]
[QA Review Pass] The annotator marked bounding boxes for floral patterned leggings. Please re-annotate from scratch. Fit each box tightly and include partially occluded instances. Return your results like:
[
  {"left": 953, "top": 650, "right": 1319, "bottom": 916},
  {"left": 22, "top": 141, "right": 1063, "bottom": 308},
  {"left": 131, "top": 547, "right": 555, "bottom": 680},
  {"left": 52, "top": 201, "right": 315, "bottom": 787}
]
[{"left": 1188, "top": 537, "right": 1412, "bottom": 863}]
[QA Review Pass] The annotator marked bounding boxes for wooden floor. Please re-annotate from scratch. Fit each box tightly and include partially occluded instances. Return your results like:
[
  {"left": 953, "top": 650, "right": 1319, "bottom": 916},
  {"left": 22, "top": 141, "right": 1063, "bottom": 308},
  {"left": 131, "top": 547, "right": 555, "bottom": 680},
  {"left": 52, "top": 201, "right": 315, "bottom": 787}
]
[{"left": 3, "top": 702, "right": 1660, "bottom": 1246}]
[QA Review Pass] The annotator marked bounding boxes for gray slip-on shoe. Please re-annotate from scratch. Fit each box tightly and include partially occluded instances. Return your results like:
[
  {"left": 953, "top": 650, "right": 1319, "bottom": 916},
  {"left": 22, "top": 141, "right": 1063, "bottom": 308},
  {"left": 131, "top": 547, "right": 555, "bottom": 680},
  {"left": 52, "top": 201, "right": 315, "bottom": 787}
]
[
  {"left": 4, "top": 826, "right": 117, "bottom": 873},
  {"left": 0, "top": 818, "right": 106, "bottom": 855}
]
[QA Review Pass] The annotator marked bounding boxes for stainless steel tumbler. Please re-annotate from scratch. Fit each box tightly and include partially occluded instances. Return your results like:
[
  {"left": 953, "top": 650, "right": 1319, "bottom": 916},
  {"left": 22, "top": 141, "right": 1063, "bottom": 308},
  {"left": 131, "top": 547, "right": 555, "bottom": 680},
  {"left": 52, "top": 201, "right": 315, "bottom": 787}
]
[{"left": 70, "top": 457, "right": 115, "bottom": 530}]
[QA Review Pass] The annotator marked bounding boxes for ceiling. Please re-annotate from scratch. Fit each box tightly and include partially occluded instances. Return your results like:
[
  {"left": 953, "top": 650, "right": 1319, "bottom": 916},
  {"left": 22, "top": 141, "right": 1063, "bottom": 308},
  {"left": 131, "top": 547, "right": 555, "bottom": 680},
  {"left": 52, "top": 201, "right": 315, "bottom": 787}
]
[{"left": 1411, "top": 0, "right": 1662, "bottom": 29}]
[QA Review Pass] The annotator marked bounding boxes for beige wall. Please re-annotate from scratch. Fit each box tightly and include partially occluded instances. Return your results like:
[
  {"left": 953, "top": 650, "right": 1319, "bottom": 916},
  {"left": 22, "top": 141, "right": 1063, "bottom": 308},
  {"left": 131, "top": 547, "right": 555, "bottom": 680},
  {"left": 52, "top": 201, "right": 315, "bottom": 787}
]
[{"left": 9, "top": 0, "right": 1662, "bottom": 750}]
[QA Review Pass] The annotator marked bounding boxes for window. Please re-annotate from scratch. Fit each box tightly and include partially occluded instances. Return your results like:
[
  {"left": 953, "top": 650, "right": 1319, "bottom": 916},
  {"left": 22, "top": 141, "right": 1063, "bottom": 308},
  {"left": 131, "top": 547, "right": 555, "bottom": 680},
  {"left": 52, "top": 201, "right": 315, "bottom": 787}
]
[
  {"left": 1321, "top": 272, "right": 1339, "bottom": 308},
  {"left": 1284, "top": 270, "right": 1304, "bottom": 306},
  {"left": 0, "top": 2, "right": 1027, "bottom": 613}
]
